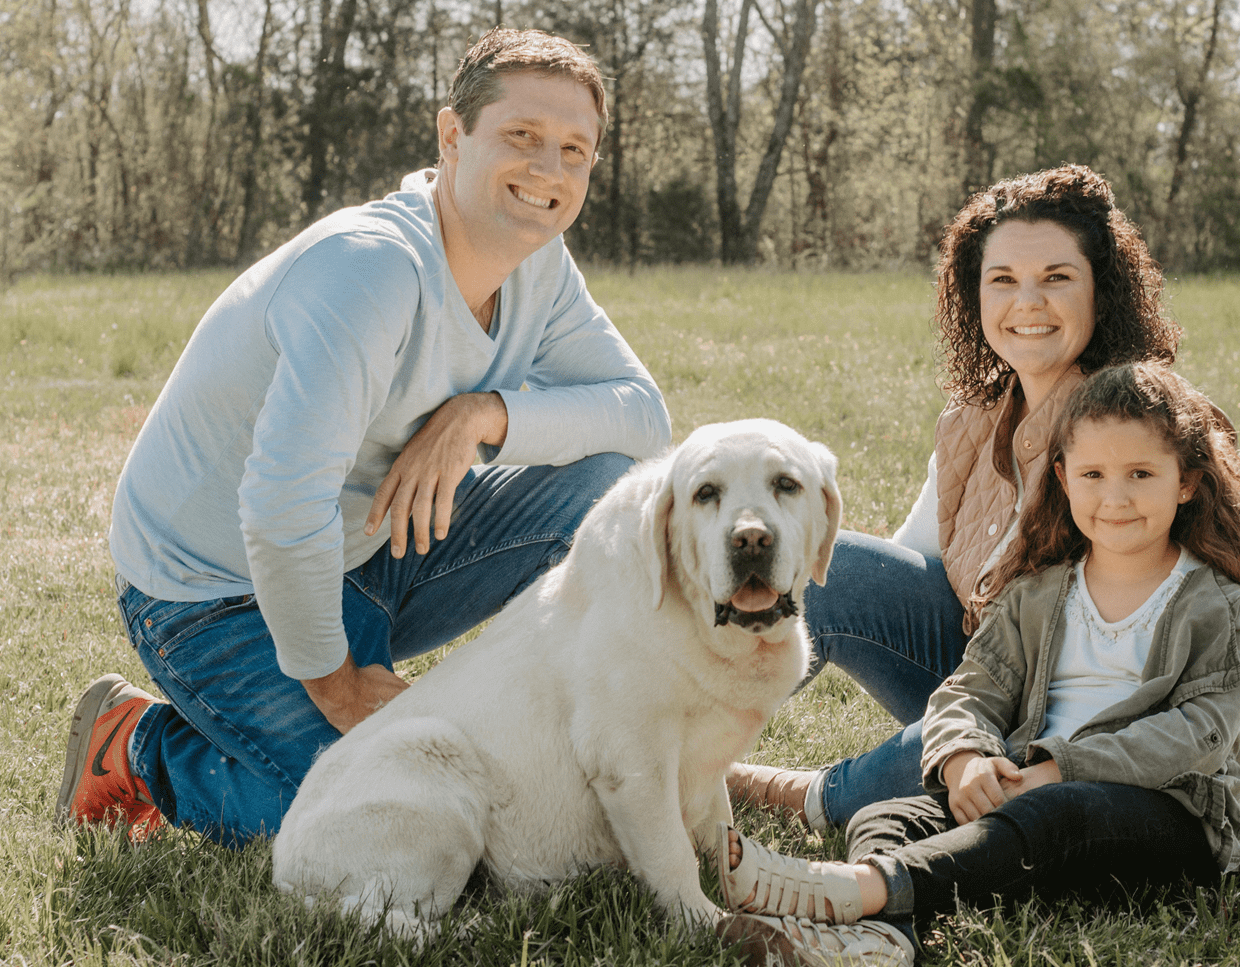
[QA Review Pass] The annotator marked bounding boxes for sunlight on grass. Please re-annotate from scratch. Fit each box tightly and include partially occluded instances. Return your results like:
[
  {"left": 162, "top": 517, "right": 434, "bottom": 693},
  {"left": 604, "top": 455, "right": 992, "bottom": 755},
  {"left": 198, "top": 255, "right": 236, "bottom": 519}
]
[{"left": 3, "top": 267, "right": 1240, "bottom": 966}]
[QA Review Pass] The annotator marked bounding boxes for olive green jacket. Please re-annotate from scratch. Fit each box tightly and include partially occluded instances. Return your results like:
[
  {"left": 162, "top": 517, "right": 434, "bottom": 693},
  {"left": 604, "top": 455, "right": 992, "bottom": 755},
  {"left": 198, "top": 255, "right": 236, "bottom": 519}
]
[{"left": 922, "top": 560, "right": 1240, "bottom": 872}]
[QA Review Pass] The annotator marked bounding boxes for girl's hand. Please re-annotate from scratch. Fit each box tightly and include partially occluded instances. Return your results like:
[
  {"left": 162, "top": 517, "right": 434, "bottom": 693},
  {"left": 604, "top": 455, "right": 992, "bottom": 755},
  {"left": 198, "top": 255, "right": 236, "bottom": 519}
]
[
  {"left": 943, "top": 751, "right": 1022, "bottom": 825},
  {"left": 999, "top": 759, "right": 1062, "bottom": 800}
]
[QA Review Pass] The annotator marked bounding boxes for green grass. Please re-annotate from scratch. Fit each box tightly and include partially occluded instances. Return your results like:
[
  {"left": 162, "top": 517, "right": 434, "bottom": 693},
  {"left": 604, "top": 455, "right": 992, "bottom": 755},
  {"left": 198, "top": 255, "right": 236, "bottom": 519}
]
[{"left": 3, "top": 267, "right": 1240, "bottom": 965}]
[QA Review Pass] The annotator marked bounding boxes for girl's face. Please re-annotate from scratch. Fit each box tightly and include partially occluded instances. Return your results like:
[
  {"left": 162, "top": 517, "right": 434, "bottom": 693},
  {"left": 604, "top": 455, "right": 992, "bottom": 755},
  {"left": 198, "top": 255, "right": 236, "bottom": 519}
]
[{"left": 1055, "top": 417, "right": 1199, "bottom": 566}]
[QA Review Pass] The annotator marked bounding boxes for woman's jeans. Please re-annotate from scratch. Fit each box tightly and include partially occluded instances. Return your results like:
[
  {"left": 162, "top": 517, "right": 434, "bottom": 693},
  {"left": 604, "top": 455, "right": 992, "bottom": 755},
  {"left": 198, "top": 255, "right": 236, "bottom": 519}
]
[
  {"left": 802, "top": 530, "right": 970, "bottom": 826},
  {"left": 848, "top": 783, "right": 1219, "bottom": 941},
  {"left": 118, "top": 454, "right": 632, "bottom": 846}
]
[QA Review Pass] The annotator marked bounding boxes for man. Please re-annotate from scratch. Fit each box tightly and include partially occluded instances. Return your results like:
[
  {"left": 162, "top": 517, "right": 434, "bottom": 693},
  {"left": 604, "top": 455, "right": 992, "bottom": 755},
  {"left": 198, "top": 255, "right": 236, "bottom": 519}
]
[{"left": 56, "top": 28, "right": 671, "bottom": 845}]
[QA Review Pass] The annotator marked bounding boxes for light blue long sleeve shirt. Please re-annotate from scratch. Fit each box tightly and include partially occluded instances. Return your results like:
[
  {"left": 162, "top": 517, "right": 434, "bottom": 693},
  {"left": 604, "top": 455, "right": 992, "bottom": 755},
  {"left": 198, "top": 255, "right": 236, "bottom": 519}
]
[{"left": 110, "top": 169, "right": 671, "bottom": 679}]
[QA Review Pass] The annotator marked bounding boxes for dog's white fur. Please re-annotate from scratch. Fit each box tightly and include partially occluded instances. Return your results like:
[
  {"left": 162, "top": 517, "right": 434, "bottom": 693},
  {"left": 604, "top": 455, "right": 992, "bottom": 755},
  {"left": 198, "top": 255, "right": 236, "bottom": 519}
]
[{"left": 272, "top": 418, "right": 842, "bottom": 937}]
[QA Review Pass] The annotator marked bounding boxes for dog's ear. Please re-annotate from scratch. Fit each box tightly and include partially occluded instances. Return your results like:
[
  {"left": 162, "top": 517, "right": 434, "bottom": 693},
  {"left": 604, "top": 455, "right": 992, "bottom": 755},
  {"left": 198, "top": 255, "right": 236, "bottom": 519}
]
[
  {"left": 639, "top": 468, "right": 675, "bottom": 610},
  {"left": 811, "top": 443, "right": 842, "bottom": 586}
]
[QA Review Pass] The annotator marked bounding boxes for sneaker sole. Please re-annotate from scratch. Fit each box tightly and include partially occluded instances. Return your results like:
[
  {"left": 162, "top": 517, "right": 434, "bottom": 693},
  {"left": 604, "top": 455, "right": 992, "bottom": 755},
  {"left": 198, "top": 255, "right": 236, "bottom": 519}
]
[{"left": 55, "top": 673, "right": 128, "bottom": 824}]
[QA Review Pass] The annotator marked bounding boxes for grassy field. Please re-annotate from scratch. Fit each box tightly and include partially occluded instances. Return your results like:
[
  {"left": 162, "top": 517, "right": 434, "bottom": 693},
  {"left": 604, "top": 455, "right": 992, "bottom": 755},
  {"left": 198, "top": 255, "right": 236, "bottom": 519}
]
[{"left": 3, "top": 267, "right": 1240, "bottom": 965}]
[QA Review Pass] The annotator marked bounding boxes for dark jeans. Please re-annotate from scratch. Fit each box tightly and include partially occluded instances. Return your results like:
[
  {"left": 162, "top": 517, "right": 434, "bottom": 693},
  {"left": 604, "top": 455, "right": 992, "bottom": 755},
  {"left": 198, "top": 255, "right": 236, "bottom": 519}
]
[
  {"left": 802, "top": 530, "right": 970, "bottom": 824},
  {"left": 847, "top": 782, "right": 1219, "bottom": 937},
  {"left": 122, "top": 454, "right": 634, "bottom": 846}
]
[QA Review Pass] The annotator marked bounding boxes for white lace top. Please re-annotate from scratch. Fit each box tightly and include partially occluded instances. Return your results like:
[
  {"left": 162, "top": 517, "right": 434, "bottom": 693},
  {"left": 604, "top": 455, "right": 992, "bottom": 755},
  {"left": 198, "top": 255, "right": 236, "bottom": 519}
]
[{"left": 1039, "top": 547, "right": 1202, "bottom": 741}]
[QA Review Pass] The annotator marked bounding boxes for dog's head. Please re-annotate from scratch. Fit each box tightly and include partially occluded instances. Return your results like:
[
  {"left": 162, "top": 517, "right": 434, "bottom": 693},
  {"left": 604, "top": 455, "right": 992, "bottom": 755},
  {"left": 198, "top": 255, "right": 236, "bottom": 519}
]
[{"left": 640, "top": 419, "right": 841, "bottom": 636}]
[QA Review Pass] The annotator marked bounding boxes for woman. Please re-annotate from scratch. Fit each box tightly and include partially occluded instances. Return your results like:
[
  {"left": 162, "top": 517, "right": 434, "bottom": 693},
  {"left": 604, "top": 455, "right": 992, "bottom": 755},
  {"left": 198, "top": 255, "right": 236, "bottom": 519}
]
[{"left": 729, "top": 163, "right": 1180, "bottom": 829}]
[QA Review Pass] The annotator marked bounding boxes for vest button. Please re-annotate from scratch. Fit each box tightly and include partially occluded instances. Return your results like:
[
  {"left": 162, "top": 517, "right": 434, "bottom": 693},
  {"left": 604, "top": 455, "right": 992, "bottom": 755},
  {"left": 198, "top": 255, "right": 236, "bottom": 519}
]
[
  {"left": 1023, "top": 439, "right": 1032, "bottom": 448},
  {"left": 988, "top": 523, "right": 998, "bottom": 536}
]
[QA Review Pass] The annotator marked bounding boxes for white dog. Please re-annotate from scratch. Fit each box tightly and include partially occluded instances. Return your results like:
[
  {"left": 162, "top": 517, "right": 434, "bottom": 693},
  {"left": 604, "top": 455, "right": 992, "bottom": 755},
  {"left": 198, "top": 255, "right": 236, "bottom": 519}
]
[{"left": 272, "top": 418, "right": 841, "bottom": 939}]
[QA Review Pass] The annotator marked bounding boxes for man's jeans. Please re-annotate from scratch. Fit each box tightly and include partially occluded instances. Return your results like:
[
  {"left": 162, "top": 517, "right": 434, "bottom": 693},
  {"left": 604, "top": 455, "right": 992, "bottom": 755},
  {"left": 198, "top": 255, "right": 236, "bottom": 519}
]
[
  {"left": 849, "top": 782, "right": 1219, "bottom": 943},
  {"left": 801, "top": 530, "right": 970, "bottom": 825},
  {"left": 118, "top": 454, "right": 632, "bottom": 845}
]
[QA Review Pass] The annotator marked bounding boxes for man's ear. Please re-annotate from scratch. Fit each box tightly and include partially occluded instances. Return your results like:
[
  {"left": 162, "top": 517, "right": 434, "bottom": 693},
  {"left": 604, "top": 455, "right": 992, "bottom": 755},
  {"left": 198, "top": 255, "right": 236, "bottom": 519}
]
[{"left": 438, "top": 107, "right": 462, "bottom": 163}]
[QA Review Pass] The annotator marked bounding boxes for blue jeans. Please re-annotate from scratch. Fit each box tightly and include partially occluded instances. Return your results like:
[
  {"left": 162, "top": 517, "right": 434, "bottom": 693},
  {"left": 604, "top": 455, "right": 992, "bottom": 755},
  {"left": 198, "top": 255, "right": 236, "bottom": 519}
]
[
  {"left": 848, "top": 782, "right": 1219, "bottom": 945},
  {"left": 119, "top": 454, "right": 632, "bottom": 846},
  {"left": 802, "top": 531, "right": 970, "bottom": 825}
]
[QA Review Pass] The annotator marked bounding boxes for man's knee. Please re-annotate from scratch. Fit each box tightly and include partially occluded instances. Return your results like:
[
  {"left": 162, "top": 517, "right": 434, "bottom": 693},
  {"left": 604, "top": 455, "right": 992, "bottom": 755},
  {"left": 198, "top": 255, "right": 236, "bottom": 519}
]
[
  {"left": 531, "top": 454, "right": 635, "bottom": 571},
  {"left": 566, "top": 451, "right": 635, "bottom": 500}
]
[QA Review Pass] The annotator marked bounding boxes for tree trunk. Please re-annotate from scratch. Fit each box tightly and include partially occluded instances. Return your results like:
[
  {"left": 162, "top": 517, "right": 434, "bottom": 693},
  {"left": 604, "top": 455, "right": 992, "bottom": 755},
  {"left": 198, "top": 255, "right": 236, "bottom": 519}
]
[
  {"left": 236, "top": 0, "right": 275, "bottom": 266},
  {"left": 1167, "top": 0, "right": 1222, "bottom": 207},
  {"left": 741, "top": 0, "right": 817, "bottom": 259},
  {"left": 963, "top": 0, "right": 997, "bottom": 195},
  {"left": 800, "top": 1, "right": 841, "bottom": 262},
  {"left": 703, "top": 0, "right": 817, "bottom": 265},
  {"left": 302, "top": 0, "right": 359, "bottom": 225},
  {"left": 608, "top": 80, "right": 625, "bottom": 263}
]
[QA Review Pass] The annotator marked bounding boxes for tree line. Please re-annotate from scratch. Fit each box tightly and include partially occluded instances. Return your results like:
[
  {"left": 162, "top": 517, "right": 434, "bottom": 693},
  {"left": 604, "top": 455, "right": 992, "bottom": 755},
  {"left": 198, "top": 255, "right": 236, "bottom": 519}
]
[{"left": 1, "top": 0, "right": 1237, "bottom": 281}]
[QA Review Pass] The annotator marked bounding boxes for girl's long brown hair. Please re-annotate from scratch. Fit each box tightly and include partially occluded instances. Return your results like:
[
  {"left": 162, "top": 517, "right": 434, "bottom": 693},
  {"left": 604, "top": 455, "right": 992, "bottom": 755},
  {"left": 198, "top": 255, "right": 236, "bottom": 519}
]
[{"left": 978, "top": 361, "right": 1240, "bottom": 608}]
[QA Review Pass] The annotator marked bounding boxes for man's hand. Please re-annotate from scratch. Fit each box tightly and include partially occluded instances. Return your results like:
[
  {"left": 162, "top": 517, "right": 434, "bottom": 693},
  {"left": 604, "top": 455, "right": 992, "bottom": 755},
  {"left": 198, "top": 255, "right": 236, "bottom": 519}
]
[
  {"left": 364, "top": 392, "right": 508, "bottom": 558},
  {"left": 998, "top": 758, "right": 1062, "bottom": 800},
  {"left": 942, "top": 751, "right": 1022, "bottom": 825},
  {"left": 301, "top": 651, "right": 410, "bottom": 734}
]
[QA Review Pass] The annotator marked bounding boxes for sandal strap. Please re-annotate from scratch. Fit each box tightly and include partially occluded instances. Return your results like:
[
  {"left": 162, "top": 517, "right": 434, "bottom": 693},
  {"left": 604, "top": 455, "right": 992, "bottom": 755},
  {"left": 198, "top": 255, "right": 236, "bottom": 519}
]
[
  {"left": 719, "top": 913, "right": 914, "bottom": 967},
  {"left": 717, "top": 823, "right": 863, "bottom": 924},
  {"left": 782, "top": 915, "right": 914, "bottom": 965}
]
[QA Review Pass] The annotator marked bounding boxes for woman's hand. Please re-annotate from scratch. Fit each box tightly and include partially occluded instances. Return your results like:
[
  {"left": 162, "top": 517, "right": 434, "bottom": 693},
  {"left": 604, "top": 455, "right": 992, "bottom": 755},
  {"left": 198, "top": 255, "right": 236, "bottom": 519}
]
[
  {"left": 999, "top": 759, "right": 1062, "bottom": 800},
  {"left": 943, "top": 751, "right": 1022, "bottom": 825}
]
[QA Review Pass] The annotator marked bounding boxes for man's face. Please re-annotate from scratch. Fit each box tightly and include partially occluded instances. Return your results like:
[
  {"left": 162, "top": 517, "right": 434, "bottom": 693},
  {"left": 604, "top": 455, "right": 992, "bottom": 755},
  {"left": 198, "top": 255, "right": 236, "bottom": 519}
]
[{"left": 439, "top": 72, "right": 600, "bottom": 252}]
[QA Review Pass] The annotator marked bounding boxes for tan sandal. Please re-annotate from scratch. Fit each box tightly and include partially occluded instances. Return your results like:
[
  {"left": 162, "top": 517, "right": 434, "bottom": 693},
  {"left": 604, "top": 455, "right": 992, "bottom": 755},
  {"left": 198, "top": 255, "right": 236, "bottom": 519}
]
[
  {"left": 716, "top": 822, "right": 863, "bottom": 924},
  {"left": 717, "top": 912, "right": 914, "bottom": 966}
]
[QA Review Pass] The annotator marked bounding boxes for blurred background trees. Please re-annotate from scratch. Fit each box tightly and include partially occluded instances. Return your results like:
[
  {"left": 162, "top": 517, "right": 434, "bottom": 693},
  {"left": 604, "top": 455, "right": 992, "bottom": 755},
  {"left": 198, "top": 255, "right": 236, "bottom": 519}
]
[{"left": 2, "top": 0, "right": 1237, "bottom": 280}]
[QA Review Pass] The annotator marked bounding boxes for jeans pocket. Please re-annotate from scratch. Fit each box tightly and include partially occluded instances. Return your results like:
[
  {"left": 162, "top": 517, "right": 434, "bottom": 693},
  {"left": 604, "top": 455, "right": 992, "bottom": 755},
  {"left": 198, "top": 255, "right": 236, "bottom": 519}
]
[{"left": 125, "top": 592, "right": 256, "bottom": 657}]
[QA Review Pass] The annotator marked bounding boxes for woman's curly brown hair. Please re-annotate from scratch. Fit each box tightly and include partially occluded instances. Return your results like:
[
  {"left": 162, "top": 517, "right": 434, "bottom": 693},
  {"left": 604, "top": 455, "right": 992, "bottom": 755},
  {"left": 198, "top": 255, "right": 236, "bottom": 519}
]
[{"left": 937, "top": 164, "right": 1180, "bottom": 406}]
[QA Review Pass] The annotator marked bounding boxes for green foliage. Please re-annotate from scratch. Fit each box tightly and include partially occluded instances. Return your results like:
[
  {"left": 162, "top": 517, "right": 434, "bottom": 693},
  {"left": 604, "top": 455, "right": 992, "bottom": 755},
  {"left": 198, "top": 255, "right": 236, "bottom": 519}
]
[
  {"left": 5, "top": 268, "right": 1240, "bottom": 965},
  {"left": 4, "top": 0, "right": 1240, "bottom": 278},
  {"left": 644, "top": 178, "right": 718, "bottom": 264}
]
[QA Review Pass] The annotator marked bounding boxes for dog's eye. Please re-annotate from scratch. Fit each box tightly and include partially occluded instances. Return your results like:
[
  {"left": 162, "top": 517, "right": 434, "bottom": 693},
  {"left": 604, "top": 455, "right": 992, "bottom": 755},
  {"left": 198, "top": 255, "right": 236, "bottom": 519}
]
[
  {"left": 694, "top": 483, "right": 719, "bottom": 504},
  {"left": 775, "top": 475, "right": 802, "bottom": 495}
]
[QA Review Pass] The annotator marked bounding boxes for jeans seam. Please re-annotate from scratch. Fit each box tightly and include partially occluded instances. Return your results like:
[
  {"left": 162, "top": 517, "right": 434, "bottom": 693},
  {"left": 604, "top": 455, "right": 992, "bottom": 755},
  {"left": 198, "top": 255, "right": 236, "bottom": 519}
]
[
  {"left": 812, "top": 629, "right": 944, "bottom": 679},
  {"left": 381, "top": 532, "right": 571, "bottom": 620},
  {"left": 427, "top": 529, "right": 572, "bottom": 576}
]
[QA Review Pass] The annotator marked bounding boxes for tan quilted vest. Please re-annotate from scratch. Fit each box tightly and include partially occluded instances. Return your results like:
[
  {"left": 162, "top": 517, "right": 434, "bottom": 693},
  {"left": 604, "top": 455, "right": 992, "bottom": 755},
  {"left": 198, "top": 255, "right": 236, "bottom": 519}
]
[{"left": 936, "top": 369, "right": 1084, "bottom": 633}]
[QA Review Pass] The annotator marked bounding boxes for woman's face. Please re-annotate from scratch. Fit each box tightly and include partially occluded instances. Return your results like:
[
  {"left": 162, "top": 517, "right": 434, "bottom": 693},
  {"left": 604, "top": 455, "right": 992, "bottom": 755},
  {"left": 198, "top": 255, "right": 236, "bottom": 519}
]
[{"left": 979, "top": 220, "right": 1096, "bottom": 409}]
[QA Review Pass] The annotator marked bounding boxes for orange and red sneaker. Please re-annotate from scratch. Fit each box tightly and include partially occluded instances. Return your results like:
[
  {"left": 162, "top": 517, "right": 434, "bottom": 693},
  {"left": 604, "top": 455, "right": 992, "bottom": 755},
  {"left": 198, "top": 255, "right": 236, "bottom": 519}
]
[{"left": 57, "top": 674, "right": 166, "bottom": 838}]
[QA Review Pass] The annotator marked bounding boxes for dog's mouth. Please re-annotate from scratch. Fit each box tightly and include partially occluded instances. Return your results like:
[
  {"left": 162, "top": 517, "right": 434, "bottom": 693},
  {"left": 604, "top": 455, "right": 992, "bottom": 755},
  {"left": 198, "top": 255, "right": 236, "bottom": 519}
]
[{"left": 714, "top": 575, "right": 798, "bottom": 629}]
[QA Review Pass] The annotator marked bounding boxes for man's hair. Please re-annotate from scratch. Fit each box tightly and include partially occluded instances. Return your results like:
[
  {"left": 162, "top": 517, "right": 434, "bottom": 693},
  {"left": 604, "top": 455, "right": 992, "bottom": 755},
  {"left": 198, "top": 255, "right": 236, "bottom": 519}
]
[
  {"left": 446, "top": 28, "right": 608, "bottom": 145},
  {"left": 978, "top": 361, "right": 1240, "bottom": 609},
  {"left": 936, "top": 164, "right": 1180, "bottom": 406}
]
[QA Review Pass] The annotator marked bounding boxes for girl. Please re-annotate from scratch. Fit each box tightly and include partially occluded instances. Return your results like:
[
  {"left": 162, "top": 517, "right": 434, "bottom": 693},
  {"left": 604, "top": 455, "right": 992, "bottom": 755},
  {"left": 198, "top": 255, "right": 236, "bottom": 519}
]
[{"left": 716, "top": 361, "right": 1240, "bottom": 967}]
